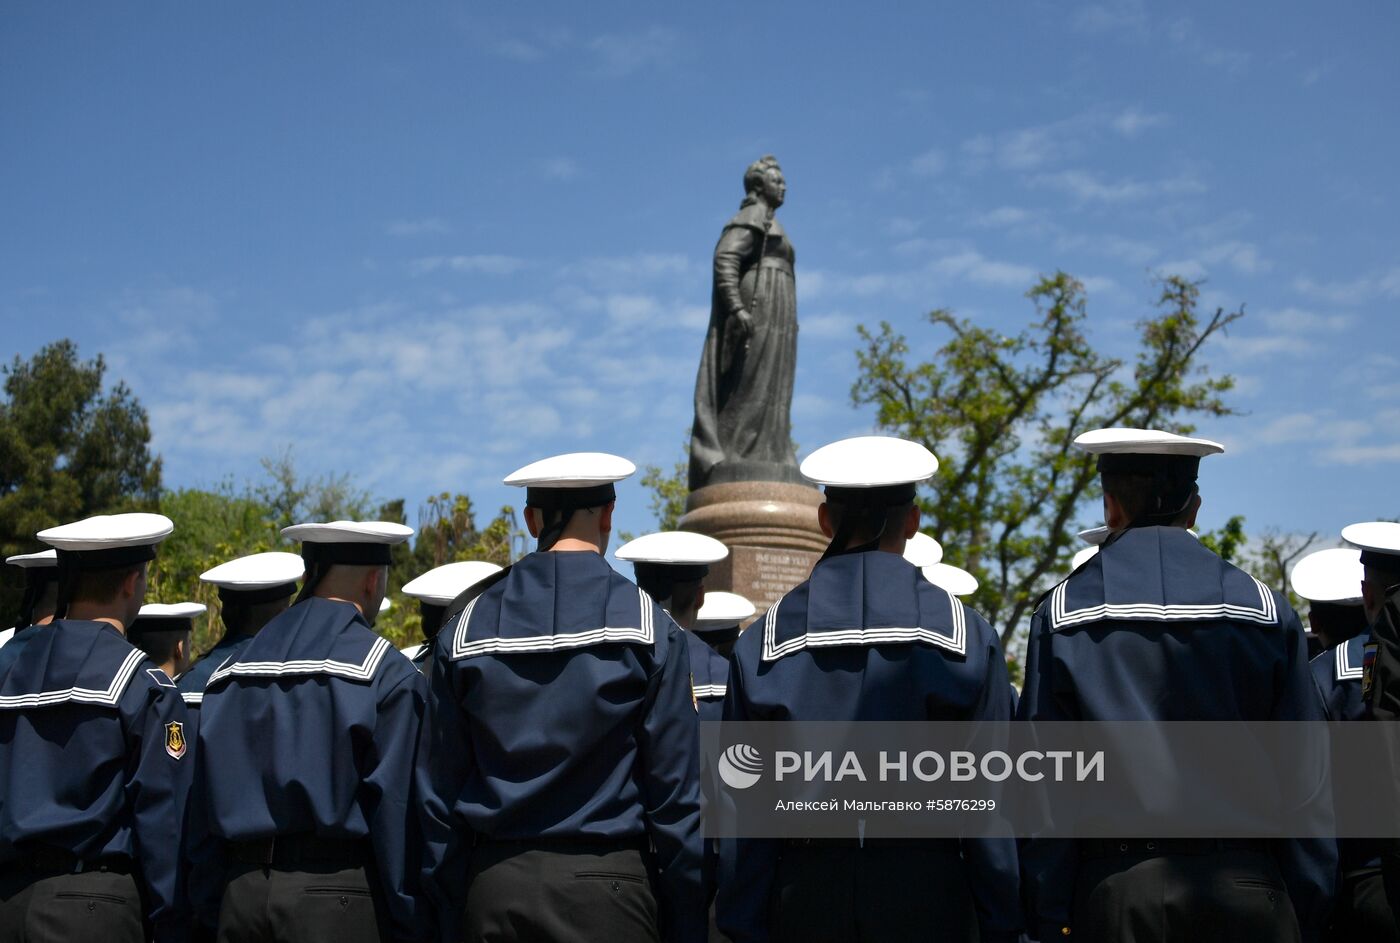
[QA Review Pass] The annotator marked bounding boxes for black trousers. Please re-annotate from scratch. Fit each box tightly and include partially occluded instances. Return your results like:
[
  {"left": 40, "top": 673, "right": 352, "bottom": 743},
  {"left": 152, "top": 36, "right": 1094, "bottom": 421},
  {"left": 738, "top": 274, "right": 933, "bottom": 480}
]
[
  {"left": 1073, "top": 846, "right": 1301, "bottom": 943},
  {"left": 216, "top": 861, "right": 389, "bottom": 943},
  {"left": 1328, "top": 867, "right": 1400, "bottom": 942},
  {"left": 767, "top": 841, "right": 978, "bottom": 943},
  {"left": 463, "top": 841, "right": 659, "bottom": 943},
  {"left": 0, "top": 868, "right": 144, "bottom": 943}
]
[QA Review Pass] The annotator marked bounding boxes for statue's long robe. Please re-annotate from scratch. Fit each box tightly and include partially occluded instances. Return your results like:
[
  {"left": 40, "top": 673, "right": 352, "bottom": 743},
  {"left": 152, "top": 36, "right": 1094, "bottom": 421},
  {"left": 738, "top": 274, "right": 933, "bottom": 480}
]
[{"left": 689, "top": 200, "right": 799, "bottom": 490}]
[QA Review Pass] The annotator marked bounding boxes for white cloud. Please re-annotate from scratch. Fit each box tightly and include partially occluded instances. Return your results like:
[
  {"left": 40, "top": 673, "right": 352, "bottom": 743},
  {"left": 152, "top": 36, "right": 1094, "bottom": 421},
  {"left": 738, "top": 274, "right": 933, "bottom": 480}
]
[
  {"left": 1032, "top": 169, "right": 1206, "bottom": 203},
  {"left": 1073, "top": 0, "right": 1148, "bottom": 36},
  {"left": 540, "top": 157, "right": 580, "bottom": 181},
  {"left": 1293, "top": 266, "right": 1400, "bottom": 305},
  {"left": 1111, "top": 106, "right": 1169, "bottom": 137},
  {"left": 932, "top": 250, "right": 1038, "bottom": 288},
  {"left": 386, "top": 218, "right": 450, "bottom": 237},
  {"left": 1198, "top": 241, "right": 1272, "bottom": 275},
  {"left": 587, "top": 26, "right": 680, "bottom": 77},
  {"left": 410, "top": 255, "right": 528, "bottom": 276},
  {"left": 971, "top": 206, "right": 1033, "bottom": 229},
  {"left": 802, "top": 313, "right": 859, "bottom": 340},
  {"left": 909, "top": 147, "right": 947, "bottom": 177}
]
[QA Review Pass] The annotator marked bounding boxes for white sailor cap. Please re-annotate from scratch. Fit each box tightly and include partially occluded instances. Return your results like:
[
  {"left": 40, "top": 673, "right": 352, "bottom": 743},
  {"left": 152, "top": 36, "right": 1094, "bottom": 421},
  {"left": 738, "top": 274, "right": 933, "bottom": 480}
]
[
  {"left": 1342, "top": 522, "right": 1400, "bottom": 572},
  {"left": 127, "top": 601, "right": 206, "bottom": 636},
  {"left": 1074, "top": 428, "right": 1225, "bottom": 459},
  {"left": 1289, "top": 548, "right": 1364, "bottom": 605},
  {"left": 37, "top": 513, "right": 174, "bottom": 568},
  {"left": 801, "top": 436, "right": 938, "bottom": 504},
  {"left": 6, "top": 550, "right": 58, "bottom": 569},
  {"left": 902, "top": 532, "right": 944, "bottom": 567},
  {"left": 506, "top": 452, "right": 636, "bottom": 508},
  {"left": 281, "top": 521, "right": 414, "bottom": 567},
  {"left": 922, "top": 562, "right": 979, "bottom": 597},
  {"left": 616, "top": 531, "right": 728, "bottom": 600},
  {"left": 200, "top": 552, "right": 304, "bottom": 605},
  {"left": 1071, "top": 526, "right": 1112, "bottom": 569},
  {"left": 694, "top": 591, "right": 756, "bottom": 631},
  {"left": 402, "top": 561, "right": 505, "bottom": 606}
]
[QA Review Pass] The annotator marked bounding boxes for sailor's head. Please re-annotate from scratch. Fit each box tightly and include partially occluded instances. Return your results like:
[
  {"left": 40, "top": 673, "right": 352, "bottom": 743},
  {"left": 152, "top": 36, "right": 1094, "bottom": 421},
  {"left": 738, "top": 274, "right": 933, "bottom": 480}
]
[
  {"left": 800, "top": 436, "right": 937, "bottom": 561},
  {"left": 1341, "top": 522, "right": 1400, "bottom": 626},
  {"left": 507, "top": 452, "right": 635, "bottom": 554},
  {"left": 1074, "top": 428, "right": 1224, "bottom": 533}
]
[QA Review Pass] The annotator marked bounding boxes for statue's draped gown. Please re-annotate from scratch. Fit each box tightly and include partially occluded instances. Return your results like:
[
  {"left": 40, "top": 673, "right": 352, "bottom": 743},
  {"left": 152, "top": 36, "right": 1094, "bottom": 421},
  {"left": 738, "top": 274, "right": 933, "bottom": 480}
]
[{"left": 689, "top": 198, "right": 799, "bottom": 490}]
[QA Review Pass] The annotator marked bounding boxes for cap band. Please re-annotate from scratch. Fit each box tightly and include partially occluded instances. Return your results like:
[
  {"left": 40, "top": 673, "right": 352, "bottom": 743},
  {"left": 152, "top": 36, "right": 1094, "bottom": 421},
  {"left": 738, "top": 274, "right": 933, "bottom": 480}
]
[
  {"left": 822, "top": 483, "right": 917, "bottom": 508},
  {"left": 126, "top": 616, "right": 195, "bottom": 637},
  {"left": 1096, "top": 454, "right": 1202, "bottom": 478},
  {"left": 55, "top": 546, "right": 158, "bottom": 570},
  {"left": 1360, "top": 550, "right": 1400, "bottom": 572},
  {"left": 525, "top": 483, "right": 617, "bottom": 511},
  {"left": 218, "top": 583, "right": 298, "bottom": 607},
  {"left": 14, "top": 568, "right": 57, "bottom": 630},
  {"left": 301, "top": 543, "right": 394, "bottom": 566}
]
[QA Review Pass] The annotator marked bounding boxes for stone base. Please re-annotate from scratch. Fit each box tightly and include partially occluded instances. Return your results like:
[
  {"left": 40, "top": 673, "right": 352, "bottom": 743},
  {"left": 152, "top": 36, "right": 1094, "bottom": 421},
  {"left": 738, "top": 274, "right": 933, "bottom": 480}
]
[{"left": 679, "top": 481, "right": 828, "bottom": 617}]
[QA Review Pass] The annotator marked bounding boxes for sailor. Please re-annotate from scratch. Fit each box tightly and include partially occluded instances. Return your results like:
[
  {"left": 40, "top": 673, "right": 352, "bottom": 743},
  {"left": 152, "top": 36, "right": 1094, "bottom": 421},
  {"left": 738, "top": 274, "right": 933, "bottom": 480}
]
[
  {"left": 616, "top": 530, "right": 730, "bottom": 718},
  {"left": 127, "top": 601, "right": 206, "bottom": 679},
  {"left": 419, "top": 452, "right": 705, "bottom": 943},
  {"left": 1071, "top": 525, "right": 1111, "bottom": 570},
  {"left": 716, "top": 435, "right": 1022, "bottom": 943},
  {"left": 176, "top": 551, "right": 304, "bottom": 713},
  {"left": 1300, "top": 545, "right": 1369, "bottom": 721},
  {"left": 191, "top": 520, "right": 427, "bottom": 943},
  {"left": 1344, "top": 520, "right": 1400, "bottom": 934},
  {"left": 1017, "top": 427, "right": 1335, "bottom": 942},
  {"left": 691, "top": 589, "right": 754, "bottom": 722},
  {"left": 398, "top": 560, "right": 502, "bottom": 671},
  {"left": 2, "top": 549, "right": 59, "bottom": 647},
  {"left": 0, "top": 512, "right": 191, "bottom": 943},
  {"left": 1299, "top": 531, "right": 1400, "bottom": 934}
]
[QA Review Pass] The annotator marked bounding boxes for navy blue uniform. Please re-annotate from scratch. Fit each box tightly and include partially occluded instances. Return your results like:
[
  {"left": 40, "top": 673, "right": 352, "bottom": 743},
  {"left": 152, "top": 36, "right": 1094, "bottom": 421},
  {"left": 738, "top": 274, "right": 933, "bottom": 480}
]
[
  {"left": 0, "top": 619, "right": 193, "bottom": 942},
  {"left": 717, "top": 550, "right": 1021, "bottom": 943},
  {"left": 687, "top": 630, "right": 729, "bottom": 725},
  {"left": 192, "top": 597, "right": 429, "bottom": 940},
  {"left": 1312, "top": 633, "right": 1366, "bottom": 723},
  {"left": 1312, "top": 634, "right": 1398, "bottom": 940},
  {"left": 1018, "top": 526, "right": 1336, "bottom": 942},
  {"left": 420, "top": 550, "right": 705, "bottom": 943}
]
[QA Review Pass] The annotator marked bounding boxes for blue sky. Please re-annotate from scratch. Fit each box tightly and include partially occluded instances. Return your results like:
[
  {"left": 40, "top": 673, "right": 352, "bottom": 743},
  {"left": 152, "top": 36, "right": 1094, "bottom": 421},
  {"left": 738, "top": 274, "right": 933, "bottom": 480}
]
[{"left": 3, "top": 1, "right": 1397, "bottom": 555}]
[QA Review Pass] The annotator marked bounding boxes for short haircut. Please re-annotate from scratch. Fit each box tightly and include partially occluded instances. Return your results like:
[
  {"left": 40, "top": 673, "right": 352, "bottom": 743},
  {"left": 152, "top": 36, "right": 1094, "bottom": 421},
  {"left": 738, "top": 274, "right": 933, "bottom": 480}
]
[
  {"left": 825, "top": 501, "right": 912, "bottom": 547},
  {"left": 131, "top": 628, "right": 188, "bottom": 667},
  {"left": 1101, "top": 472, "right": 1195, "bottom": 527},
  {"left": 668, "top": 579, "right": 705, "bottom": 617},
  {"left": 221, "top": 597, "right": 289, "bottom": 636},
  {"left": 70, "top": 564, "right": 142, "bottom": 605}
]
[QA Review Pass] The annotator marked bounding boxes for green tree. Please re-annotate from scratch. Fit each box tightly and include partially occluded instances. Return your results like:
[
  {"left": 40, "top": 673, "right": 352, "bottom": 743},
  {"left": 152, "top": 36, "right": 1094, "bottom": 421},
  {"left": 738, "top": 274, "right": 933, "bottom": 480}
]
[
  {"left": 149, "top": 483, "right": 283, "bottom": 653},
  {"left": 0, "top": 340, "right": 162, "bottom": 620},
  {"left": 1198, "top": 514, "right": 1247, "bottom": 563},
  {"left": 852, "top": 273, "right": 1241, "bottom": 647}
]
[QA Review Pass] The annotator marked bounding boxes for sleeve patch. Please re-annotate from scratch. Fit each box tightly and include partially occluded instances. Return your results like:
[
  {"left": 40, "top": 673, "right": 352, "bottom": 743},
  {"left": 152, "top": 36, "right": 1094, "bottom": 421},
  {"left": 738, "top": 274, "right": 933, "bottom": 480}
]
[{"left": 165, "top": 721, "right": 187, "bottom": 759}]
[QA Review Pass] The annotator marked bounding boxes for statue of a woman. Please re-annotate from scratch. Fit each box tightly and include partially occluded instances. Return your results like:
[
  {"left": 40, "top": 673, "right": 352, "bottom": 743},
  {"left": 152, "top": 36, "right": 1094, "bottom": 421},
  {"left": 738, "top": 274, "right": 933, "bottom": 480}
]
[{"left": 689, "top": 156, "right": 800, "bottom": 490}]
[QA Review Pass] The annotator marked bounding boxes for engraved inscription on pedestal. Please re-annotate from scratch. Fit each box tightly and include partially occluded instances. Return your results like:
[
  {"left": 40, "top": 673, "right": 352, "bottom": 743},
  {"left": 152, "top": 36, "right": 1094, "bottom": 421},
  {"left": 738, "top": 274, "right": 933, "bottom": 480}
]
[{"left": 726, "top": 545, "right": 820, "bottom": 616}]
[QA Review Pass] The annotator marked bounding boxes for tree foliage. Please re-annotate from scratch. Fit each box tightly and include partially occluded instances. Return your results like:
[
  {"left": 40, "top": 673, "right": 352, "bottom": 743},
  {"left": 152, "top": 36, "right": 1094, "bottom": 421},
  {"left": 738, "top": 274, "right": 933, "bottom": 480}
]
[
  {"left": 852, "top": 273, "right": 1242, "bottom": 649},
  {"left": 0, "top": 341, "right": 163, "bottom": 618}
]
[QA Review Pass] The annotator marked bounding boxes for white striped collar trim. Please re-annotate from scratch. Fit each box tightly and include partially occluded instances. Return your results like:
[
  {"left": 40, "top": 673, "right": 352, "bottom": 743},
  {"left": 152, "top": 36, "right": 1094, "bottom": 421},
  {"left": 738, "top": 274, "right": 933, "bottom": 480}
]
[
  {"left": 207, "top": 636, "right": 394, "bottom": 685},
  {"left": 693, "top": 683, "right": 726, "bottom": 699},
  {"left": 1048, "top": 575, "right": 1277, "bottom": 631},
  {"left": 450, "top": 587, "right": 655, "bottom": 659},
  {"left": 0, "top": 648, "right": 146, "bottom": 710},
  {"left": 760, "top": 589, "right": 968, "bottom": 662},
  {"left": 1336, "top": 640, "right": 1364, "bottom": 681},
  {"left": 181, "top": 691, "right": 204, "bottom": 705}
]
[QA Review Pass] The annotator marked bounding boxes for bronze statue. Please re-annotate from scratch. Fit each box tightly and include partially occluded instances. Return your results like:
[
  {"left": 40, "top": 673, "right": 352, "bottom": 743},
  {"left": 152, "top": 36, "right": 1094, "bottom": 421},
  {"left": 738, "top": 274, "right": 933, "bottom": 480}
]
[{"left": 689, "top": 156, "right": 800, "bottom": 490}]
